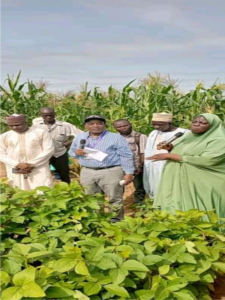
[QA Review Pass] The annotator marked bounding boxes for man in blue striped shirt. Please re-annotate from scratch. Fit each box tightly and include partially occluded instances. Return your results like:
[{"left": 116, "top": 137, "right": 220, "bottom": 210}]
[{"left": 69, "top": 115, "right": 135, "bottom": 221}]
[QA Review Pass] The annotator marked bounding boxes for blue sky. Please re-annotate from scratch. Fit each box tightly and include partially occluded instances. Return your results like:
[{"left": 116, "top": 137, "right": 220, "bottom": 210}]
[{"left": 1, "top": 0, "right": 225, "bottom": 92}]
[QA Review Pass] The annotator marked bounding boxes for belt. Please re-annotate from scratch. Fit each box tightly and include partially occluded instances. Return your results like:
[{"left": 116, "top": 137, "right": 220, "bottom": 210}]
[{"left": 83, "top": 165, "right": 120, "bottom": 170}]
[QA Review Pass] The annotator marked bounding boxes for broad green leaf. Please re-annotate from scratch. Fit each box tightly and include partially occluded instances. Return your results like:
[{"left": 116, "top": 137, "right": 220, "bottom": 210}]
[
  {"left": 75, "top": 261, "right": 90, "bottom": 275},
  {"left": 123, "top": 234, "right": 146, "bottom": 243},
  {"left": 45, "top": 286, "right": 75, "bottom": 298},
  {"left": 173, "top": 289, "right": 196, "bottom": 300},
  {"left": 104, "top": 284, "right": 130, "bottom": 298},
  {"left": 74, "top": 290, "right": 90, "bottom": 300},
  {"left": 13, "top": 244, "right": 31, "bottom": 256},
  {"left": 121, "top": 260, "right": 149, "bottom": 272},
  {"left": 194, "top": 242, "right": 210, "bottom": 256},
  {"left": 144, "top": 241, "right": 157, "bottom": 253},
  {"left": 142, "top": 255, "right": 163, "bottom": 265},
  {"left": 185, "top": 241, "right": 199, "bottom": 254},
  {"left": 103, "top": 253, "right": 123, "bottom": 266},
  {"left": 12, "top": 216, "right": 25, "bottom": 223},
  {"left": 155, "top": 286, "right": 170, "bottom": 300},
  {"left": 116, "top": 245, "right": 134, "bottom": 252},
  {"left": 2, "top": 260, "right": 21, "bottom": 275},
  {"left": 177, "top": 253, "right": 196, "bottom": 264},
  {"left": 195, "top": 260, "right": 212, "bottom": 274},
  {"left": 0, "top": 204, "right": 8, "bottom": 212},
  {"left": 150, "top": 223, "right": 169, "bottom": 232},
  {"left": 135, "top": 290, "right": 155, "bottom": 300},
  {"left": 216, "top": 234, "right": 225, "bottom": 242},
  {"left": 13, "top": 266, "right": 36, "bottom": 286},
  {"left": 212, "top": 262, "right": 225, "bottom": 272},
  {"left": 167, "top": 278, "right": 188, "bottom": 292},
  {"left": 159, "top": 265, "right": 170, "bottom": 275},
  {"left": 200, "top": 271, "right": 214, "bottom": 283},
  {"left": 86, "top": 246, "right": 105, "bottom": 261},
  {"left": 54, "top": 258, "right": 77, "bottom": 273},
  {"left": 23, "top": 282, "right": 45, "bottom": 298},
  {"left": 96, "top": 257, "right": 117, "bottom": 270},
  {"left": 124, "top": 278, "right": 137, "bottom": 288},
  {"left": 133, "top": 271, "right": 148, "bottom": 279},
  {"left": 1, "top": 286, "right": 23, "bottom": 300},
  {"left": 27, "top": 251, "right": 53, "bottom": 260},
  {"left": 109, "top": 268, "right": 128, "bottom": 284},
  {"left": 83, "top": 282, "right": 101, "bottom": 296},
  {"left": 163, "top": 244, "right": 186, "bottom": 263},
  {"left": 151, "top": 275, "right": 162, "bottom": 291},
  {"left": 0, "top": 271, "right": 10, "bottom": 286}
]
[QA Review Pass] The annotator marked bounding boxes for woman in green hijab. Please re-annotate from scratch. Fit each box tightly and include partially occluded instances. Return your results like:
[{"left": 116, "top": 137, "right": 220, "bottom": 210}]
[{"left": 146, "top": 113, "right": 225, "bottom": 219}]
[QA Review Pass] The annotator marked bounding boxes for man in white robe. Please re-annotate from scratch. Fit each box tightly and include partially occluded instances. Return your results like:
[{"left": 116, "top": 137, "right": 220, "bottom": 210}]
[
  {"left": 0, "top": 114, "right": 54, "bottom": 190},
  {"left": 143, "top": 113, "right": 187, "bottom": 198}
]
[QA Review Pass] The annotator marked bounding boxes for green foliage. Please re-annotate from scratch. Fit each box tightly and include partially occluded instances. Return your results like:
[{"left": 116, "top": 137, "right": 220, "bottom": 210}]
[
  {"left": 53, "top": 77, "right": 225, "bottom": 134},
  {"left": 1, "top": 72, "right": 225, "bottom": 134},
  {"left": 0, "top": 71, "right": 49, "bottom": 132},
  {"left": 1, "top": 180, "right": 225, "bottom": 299}
]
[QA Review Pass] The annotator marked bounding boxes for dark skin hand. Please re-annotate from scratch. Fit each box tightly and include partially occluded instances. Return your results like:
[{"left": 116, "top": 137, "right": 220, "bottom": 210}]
[
  {"left": 157, "top": 142, "right": 174, "bottom": 152},
  {"left": 145, "top": 153, "right": 182, "bottom": 162},
  {"left": 16, "top": 163, "right": 34, "bottom": 173}
]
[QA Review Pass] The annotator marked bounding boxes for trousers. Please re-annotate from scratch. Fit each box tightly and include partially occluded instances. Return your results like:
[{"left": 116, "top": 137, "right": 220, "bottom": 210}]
[
  {"left": 50, "top": 152, "right": 71, "bottom": 184},
  {"left": 80, "top": 166, "right": 124, "bottom": 219},
  {"left": 133, "top": 172, "right": 146, "bottom": 203}
]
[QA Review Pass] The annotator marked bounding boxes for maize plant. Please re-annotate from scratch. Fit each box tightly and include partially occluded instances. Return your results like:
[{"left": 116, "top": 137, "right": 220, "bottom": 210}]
[
  {"left": 1, "top": 72, "right": 225, "bottom": 134},
  {"left": 0, "top": 71, "right": 49, "bottom": 132}
]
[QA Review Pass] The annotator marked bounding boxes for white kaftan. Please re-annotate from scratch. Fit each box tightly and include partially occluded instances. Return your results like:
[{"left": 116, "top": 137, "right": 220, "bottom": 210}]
[
  {"left": 143, "top": 128, "right": 187, "bottom": 198},
  {"left": 0, "top": 128, "right": 54, "bottom": 190}
]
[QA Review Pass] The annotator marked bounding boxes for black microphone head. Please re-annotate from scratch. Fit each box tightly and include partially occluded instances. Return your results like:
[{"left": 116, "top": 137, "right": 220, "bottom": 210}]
[
  {"left": 80, "top": 139, "right": 86, "bottom": 145},
  {"left": 80, "top": 139, "right": 86, "bottom": 149},
  {"left": 175, "top": 132, "right": 184, "bottom": 138}
]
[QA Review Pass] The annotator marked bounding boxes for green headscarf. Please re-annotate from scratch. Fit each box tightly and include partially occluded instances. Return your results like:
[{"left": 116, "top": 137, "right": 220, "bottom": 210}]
[{"left": 154, "top": 113, "right": 225, "bottom": 219}]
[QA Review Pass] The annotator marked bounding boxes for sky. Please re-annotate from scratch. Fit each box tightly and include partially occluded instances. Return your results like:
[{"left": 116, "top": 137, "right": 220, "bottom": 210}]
[{"left": 1, "top": 0, "right": 225, "bottom": 93}]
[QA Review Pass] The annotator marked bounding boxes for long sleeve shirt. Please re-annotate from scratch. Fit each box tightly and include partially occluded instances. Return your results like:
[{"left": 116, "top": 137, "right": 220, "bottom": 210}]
[
  {"left": 68, "top": 131, "right": 135, "bottom": 174},
  {"left": 32, "top": 118, "right": 83, "bottom": 158}
]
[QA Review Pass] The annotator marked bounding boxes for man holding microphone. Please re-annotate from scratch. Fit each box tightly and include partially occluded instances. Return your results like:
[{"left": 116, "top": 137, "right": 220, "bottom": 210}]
[{"left": 69, "top": 115, "right": 134, "bottom": 222}]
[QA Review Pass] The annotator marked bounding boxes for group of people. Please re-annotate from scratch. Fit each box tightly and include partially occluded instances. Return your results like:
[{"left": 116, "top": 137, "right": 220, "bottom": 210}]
[{"left": 1, "top": 109, "right": 225, "bottom": 221}]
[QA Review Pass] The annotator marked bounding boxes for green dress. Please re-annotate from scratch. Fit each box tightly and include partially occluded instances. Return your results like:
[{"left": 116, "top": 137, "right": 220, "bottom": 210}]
[{"left": 154, "top": 113, "right": 225, "bottom": 219}]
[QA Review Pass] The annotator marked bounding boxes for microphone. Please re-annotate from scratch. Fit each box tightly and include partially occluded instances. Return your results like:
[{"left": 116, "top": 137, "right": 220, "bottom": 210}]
[
  {"left": 164, "top": 132, "right": 184, "bottom": 145},
  {"left": 79, "top": 139, "right": 86, "bottom": 149}
]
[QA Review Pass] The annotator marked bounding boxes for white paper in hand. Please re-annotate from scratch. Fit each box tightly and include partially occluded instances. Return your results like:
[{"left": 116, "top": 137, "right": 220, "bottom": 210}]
[{"left": 84, "top": 147, "right": 108, "bottom": 162}]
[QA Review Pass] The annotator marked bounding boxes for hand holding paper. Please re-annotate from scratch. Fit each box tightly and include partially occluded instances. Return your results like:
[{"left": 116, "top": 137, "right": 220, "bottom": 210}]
[{"left": 83, "top": 147, "right": 108, "bottom": 162}]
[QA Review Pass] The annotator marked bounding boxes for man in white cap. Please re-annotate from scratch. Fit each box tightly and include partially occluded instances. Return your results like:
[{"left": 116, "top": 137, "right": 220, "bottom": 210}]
[
  {"left": 0, "top": 114, "right": 54, "bottom": 190},
  {"left": 143, "top": 112, "right": 187, "bottom": 198}
]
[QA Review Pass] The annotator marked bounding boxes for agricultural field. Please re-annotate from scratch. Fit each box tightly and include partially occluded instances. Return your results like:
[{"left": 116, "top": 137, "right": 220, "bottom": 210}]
[
  {"left": 1, "top": 72, "right": 225, "bottom": 300},
  {"left": 1, "top": 71, "right": 225, "bottom": 134},
  {"left": 1, "top": 180, "right": 225, "bottom": 300}
]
